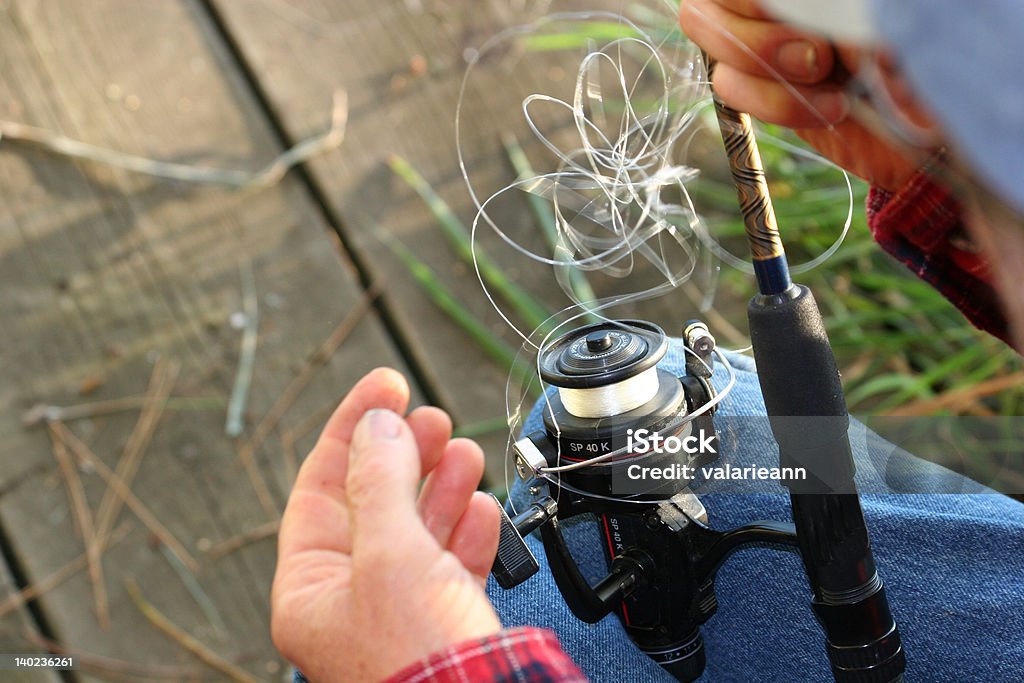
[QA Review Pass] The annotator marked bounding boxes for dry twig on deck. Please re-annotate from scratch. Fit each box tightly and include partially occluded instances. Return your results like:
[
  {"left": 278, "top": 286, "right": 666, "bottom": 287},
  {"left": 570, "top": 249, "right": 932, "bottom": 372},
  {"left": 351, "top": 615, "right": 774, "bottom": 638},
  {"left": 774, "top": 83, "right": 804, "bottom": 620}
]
[
  {"left": 237, "top": 287, "right": 380, "bottom": 517},
  {"left": 94, "top": 359, "right": 179, "bottom": 553},
  {"left": 47, "top": 421, "right": 109, "bottom": 629},
  {"left": 207, "top": 520, "right": 280, "bottom": 560},
  {"left": 0, "top": 90, "right": 347, "bottom": 190},
  {"left": 279, "top": 427, "right": 299, "bottom": 487},
  {"left": 22, "top": 395, "right": 223, "bottom": 428},
  {"left": 124, "top": 579, "right": 263, "bottom": 683},
  {"left": 51, "top": 420, "right": 199, "bottom": 573},
  {"left": 0, "top": 523, "right": 130, "bottom": 620}
]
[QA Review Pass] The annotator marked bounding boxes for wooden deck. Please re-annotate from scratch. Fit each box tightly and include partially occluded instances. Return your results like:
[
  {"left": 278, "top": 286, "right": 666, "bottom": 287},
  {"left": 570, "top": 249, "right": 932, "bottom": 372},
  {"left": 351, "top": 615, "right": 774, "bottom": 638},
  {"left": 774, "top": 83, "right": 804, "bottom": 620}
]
[{"left": 0, "top": 0, "right": 656, "bottom": 679}]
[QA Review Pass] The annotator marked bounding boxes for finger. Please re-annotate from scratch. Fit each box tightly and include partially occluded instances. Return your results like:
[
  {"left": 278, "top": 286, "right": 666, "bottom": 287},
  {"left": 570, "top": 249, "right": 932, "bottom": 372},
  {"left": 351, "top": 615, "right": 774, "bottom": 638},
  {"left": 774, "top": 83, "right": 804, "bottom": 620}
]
[
  {"left": 680, "top": 0, "right": 833, "bottom": 83},
  {"left": 417, "top": 438, "right": 485, "bottom": 547},
  {"left": 406, "top": 406, "right": 453, "bottom": 476},
  {"left": 319, "top": 368, "right": 411, "bottom": 447},
  {"left": 713, "top": 63, "right": 849, "bottom": 128},
  {"left": 447, "top": 491, "right": 501, "bottom": 582},
  {"left": 346, "top": 409, "right": 423, "bottom": 548},
  {"left": 280, "top": 369, "right": 411, "bottom": 559},
  {"left": 292, "top": 368, "right": 410, "bottom": 504},
  {"left": 715, "top": 0, "right": 772, "bottom": 20}
]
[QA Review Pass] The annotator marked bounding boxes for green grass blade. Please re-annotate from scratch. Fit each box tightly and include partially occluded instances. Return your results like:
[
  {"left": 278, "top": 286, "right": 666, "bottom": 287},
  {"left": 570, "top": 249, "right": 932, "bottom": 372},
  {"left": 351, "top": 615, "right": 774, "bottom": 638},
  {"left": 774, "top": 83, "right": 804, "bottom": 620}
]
[
  {"left": 521, "top": 22, "right": 643, "bottom": 51},
  {"left": 502, "top": 134, "right": 599, "bottom": 316},
  {"left": 384, "top": 237, "right": 537, "bottom": 393},
  {"left": 389, "top": 154, "right": 552, "bottom": 332}
]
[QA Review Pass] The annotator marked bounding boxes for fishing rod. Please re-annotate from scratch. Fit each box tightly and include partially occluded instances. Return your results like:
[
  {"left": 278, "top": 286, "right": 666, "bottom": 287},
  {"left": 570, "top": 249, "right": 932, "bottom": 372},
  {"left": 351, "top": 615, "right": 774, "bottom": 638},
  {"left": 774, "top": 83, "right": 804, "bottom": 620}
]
[
  {"left": 483, "top": 47, "right": 906, "bottom": 683},
  {"left": 706, "top": 55, "right": 906, "bottom": 681}
]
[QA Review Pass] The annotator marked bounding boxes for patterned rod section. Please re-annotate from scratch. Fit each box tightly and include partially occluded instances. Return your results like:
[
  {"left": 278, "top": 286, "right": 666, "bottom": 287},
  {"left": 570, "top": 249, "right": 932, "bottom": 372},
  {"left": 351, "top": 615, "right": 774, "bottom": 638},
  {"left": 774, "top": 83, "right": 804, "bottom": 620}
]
[{"left": 702, "top": 50, "right": 794, "bottom": 295}]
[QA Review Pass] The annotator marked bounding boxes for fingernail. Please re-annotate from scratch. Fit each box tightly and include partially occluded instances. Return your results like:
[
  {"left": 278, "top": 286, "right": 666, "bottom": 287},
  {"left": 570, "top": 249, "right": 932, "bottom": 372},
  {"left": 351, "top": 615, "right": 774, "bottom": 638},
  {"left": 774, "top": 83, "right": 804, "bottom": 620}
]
[
  {"left": 359, "top": 409, "right": 402, "bottom": 441},
  {"left": 811, "top": 91, "right": 850, "bottom": 123},
  {"left": 777, "top": 40, "right": 819, "bottom": 79}
]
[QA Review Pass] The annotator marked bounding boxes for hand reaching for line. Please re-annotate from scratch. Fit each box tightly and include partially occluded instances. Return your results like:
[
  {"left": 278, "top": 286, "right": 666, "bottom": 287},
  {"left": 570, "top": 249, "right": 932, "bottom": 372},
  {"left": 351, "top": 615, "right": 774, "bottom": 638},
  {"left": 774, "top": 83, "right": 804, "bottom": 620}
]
[{"left": 271, "top": 368, "right": 502, "bottom": 682}]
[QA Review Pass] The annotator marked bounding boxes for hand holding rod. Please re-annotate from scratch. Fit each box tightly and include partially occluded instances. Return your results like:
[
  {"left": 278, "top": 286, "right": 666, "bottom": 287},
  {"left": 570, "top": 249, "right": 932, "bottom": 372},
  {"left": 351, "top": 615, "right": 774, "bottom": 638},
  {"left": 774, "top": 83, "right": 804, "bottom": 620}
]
[{"left": 703, "top": 54, "right": 905, "bottom": 682}]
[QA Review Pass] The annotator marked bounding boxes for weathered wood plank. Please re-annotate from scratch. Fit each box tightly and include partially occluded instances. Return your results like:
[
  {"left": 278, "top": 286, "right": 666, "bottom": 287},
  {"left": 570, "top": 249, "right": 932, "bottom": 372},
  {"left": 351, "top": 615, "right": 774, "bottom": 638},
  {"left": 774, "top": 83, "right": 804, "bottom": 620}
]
[
  {"left": 0, "top": 0, "right": 412, "bottom": 677},
  {"left": 206, "top": 0, "right": 661, "bottom": 477}
]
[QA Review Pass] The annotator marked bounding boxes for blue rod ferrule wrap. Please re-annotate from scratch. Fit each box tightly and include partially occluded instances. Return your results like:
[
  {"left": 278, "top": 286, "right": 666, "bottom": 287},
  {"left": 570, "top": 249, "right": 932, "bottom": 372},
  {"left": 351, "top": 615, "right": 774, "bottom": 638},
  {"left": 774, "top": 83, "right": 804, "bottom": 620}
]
[{"left": 753, "top": 256, "right": 793, "bottom": 296}]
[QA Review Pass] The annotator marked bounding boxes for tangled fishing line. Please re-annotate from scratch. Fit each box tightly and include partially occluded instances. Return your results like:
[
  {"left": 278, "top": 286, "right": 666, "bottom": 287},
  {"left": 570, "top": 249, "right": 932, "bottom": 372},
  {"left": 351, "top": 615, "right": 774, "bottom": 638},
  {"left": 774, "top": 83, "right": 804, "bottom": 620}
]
[{"left": 454, "top": 7, "right": 854, "bottom": 498}]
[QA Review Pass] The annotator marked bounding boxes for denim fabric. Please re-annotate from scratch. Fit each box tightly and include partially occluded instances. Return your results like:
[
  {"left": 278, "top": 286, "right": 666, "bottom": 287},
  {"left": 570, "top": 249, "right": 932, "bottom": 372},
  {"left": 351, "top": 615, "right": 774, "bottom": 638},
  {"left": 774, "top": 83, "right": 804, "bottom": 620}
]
[{"left": 488, "top": 344, "right": 1024, "bottom": 681}]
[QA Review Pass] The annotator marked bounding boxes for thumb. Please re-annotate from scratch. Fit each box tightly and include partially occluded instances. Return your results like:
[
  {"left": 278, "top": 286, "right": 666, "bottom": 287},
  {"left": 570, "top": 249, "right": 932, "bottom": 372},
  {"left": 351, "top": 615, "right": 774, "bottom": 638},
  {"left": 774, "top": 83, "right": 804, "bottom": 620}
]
[{"left": 346, "top": 409, "right": 423, "bottom": 548}]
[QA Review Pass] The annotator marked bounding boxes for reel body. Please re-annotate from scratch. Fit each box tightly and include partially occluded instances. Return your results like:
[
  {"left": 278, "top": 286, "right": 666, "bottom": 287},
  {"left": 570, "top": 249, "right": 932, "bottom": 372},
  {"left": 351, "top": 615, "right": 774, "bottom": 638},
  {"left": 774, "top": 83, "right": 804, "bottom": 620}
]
[{"left": 492, "top": 319, "right": 798, "bottom": 681}]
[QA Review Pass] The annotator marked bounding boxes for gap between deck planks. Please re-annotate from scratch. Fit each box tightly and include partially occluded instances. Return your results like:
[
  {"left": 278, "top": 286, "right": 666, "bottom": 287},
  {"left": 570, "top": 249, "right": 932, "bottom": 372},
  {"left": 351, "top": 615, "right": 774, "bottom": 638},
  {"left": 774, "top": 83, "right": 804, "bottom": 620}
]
[
  {"left": 0, "top": 544, "right": 62, "bottom": 683},
  {"left": 204, "top": 0, "right": 671, "bottom": 478},
  {"left": 0, "top": 0, "right": 413, "bottom": 678}
]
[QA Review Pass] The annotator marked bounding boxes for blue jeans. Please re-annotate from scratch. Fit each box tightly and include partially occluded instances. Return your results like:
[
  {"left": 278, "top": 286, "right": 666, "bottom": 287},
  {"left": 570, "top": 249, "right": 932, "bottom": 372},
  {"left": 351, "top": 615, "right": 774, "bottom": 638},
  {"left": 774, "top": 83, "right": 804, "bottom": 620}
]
[{"left": 488, "top": 346, "right": 1024, "bottom": 681}]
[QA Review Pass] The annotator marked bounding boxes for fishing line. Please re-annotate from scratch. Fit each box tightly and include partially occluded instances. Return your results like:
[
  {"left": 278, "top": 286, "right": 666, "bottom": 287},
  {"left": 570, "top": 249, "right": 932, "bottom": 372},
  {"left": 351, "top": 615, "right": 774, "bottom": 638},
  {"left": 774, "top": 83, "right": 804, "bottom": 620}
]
[{"left": 455, "top": 7, "right": 859, "bottom": 507}]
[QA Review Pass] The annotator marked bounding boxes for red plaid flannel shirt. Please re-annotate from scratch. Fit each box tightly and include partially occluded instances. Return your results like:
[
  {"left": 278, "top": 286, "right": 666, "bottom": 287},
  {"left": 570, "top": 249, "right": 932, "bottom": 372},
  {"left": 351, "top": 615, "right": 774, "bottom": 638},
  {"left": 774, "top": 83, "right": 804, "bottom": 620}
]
[
  {"left": 383, "top": 627, "right": 586, "bottom": 683},
  {"left": 866, "top": 169, "right": 1010, "bottom": 346}
]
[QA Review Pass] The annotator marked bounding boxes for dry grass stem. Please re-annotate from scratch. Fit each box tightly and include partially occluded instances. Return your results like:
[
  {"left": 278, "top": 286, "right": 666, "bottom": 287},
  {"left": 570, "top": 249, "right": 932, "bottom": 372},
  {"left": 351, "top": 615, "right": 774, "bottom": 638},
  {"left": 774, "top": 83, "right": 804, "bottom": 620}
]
[
  {"left": 94, "top": 359, "right": 179, "bottom": 552},
  {"left": 208, "top": 520, "right": 280, "bottom": 560},
  {"left": 124, "top": 579, "right": 263, "bottom": 683},
  {"left": 237, "top": 287, "right": 379, "bottom": 518},
  {"left": 279, "top": 428, "right": 298, "bottom": 487},
  {"left": 885, "top": 371, "right": 1024, "bottom": 416},
  {"left": 51, "top": 420, "right": 199, "bottom": 573},
  {"left": 23, "top": 396, "right": 151, "bottom": 428},
  {"left": 0, "top": 89, "right": 346, "bottom": 190},
  {"left": 47, "top": 421, "right": 109, "bottom": 629},
  {"left": 22, "top": 395, "right": 223, "bottom": 428}
]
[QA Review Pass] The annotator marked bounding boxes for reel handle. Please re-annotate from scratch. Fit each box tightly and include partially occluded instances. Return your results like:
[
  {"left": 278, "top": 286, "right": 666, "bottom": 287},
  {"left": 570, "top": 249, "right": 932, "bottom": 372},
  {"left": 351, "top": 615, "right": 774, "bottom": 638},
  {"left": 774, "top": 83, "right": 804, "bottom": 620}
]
[
  {"left": 489, "top": 495, "right": 555, "bottom": 589},
  {"left": 539, "top": 513, "right": 648, "bottom": 623}
]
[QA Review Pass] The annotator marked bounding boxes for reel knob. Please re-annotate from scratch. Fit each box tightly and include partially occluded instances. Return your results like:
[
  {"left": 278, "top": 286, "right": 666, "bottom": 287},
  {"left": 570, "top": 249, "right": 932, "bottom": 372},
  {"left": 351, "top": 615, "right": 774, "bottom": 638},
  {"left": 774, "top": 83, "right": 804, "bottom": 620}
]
[
  {"left": 586, "top": 330, "right": 614, "bottom": 353},
  {"left": 488, "top": 494, "right": 556, "bottom": 589}
]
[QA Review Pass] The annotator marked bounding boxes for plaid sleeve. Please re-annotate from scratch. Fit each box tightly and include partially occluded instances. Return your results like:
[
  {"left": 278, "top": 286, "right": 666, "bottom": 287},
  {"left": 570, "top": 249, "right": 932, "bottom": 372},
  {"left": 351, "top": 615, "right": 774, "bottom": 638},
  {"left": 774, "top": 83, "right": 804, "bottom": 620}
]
[
  {"left": 383, "top": 627, "right": 588, "bottom": 683},
  {"left": 866, "top": 165, "right": 1011, "bottom": 346}
]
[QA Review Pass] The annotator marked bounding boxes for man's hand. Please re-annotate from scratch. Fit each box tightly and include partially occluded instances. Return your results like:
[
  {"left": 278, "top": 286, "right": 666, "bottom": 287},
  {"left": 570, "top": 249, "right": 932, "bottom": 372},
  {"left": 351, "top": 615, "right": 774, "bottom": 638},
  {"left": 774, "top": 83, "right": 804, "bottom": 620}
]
[
  {"left": 271, "top": 368, "right": 502, "bottom": 682},
  {"left": 679, "top": 0, "right": 934, "bottom": 191}
]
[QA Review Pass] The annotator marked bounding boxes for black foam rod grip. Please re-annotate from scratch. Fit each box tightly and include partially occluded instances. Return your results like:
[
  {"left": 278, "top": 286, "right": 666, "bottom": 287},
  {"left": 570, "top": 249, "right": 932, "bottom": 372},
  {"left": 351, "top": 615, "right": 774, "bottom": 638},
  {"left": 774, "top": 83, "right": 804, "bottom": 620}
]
[
  {"left": 747, "top": 284, "right": 856, "bottom": 491},
  {"left": 748, "top": 284, "right": 875, "bottom": 589},
  {"left": 748, "top": 285, "right": 904, "bottom": 682}
]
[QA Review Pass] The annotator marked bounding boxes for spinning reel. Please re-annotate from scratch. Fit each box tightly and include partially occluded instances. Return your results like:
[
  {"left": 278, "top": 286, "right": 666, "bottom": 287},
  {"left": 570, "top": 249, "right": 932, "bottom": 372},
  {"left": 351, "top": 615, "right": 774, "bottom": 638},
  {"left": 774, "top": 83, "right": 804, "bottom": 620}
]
[{"left": 491, "top": 318, "right": 802, "bottom": 681}]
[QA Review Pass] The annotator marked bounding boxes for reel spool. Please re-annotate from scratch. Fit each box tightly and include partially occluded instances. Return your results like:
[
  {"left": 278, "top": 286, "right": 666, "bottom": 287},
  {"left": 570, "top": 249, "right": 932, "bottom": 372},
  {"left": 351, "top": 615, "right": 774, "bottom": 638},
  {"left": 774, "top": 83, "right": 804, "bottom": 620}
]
[
  {"left": 536, "top": 320, "right": 714, "bottom": 500},
  {"left": 540, "top": 320, "right": 670, "bottom": 419}
]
